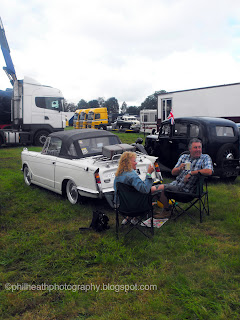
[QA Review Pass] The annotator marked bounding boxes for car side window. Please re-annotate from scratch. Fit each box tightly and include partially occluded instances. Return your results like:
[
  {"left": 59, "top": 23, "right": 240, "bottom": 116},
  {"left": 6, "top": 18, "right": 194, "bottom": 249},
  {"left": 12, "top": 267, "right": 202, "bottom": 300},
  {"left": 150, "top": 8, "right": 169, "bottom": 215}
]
[
  {"left": 159, "top": 124, "right": 171, "bottom": 136},
  {"left": 46, "top": 137, "right": 62, "bottom": 156},
  {"left": 216, "top": 126, "right": 234, "bottom": 137},
  {"left": 190, "top": 124, "right": 200, "bottom": 137},
  {"left": 35, "top": 97, "right": 63, "bottom": 111},
  {"left": 68, "top": 143, "right": 78, "bottom": 157},
  {"left": 174, "top": 123, "right": 187, "bottom": 136}
]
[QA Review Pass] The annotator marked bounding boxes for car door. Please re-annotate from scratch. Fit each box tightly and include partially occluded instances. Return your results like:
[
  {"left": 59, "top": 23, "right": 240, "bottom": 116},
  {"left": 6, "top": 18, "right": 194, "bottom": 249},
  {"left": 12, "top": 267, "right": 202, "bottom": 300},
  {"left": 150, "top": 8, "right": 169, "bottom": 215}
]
[
  {"left": 170, "top": 121, "right": 202, "bottom": 166},
  {"left": 30, "top": 137, "right": 62, "bottom": 188},
  {"left": 155, "top": 120, "right": 195, "bottom": 169},
  {"left": 154, "top": 122, "right": 173, "bottom": 167},
  {"left": 169, "top": 121, "right": 189, "bottom": 164},
  {"left": 31, "top": 154, "right": 57, "bottom": 188}
]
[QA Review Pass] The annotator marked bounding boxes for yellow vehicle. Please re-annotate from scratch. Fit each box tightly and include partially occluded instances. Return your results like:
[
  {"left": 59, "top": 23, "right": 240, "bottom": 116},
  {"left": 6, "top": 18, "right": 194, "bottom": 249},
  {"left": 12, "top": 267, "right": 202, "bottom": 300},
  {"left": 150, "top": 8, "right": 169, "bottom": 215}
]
[
  {"left": 87, "top": 107, "right": 109, "bottom": 129},
  {"left": 73, "top": 109, "right": 83, "bottom": 129},
  {"left": 79, "top": 108, "right": 91, "bottom": 128}
]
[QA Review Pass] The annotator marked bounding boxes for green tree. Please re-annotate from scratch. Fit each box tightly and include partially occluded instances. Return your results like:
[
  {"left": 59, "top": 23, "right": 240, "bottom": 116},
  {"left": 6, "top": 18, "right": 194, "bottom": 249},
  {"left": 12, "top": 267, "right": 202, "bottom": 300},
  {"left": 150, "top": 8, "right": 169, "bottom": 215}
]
[
  {"left": 88, "top": 100, "right": 99, "bottom": 108},
  {"left": 64, "top": 99, "right": 77, "bottom": 112},
  {"left": 126, "top": 106, "right": 140, "bottom": 115},
  {"left": 77, "top": 99, "right": 88, "bottom": 109},
  {"left": 98, "top": 97, "right": 105, "bottom": 108},
  {"left": 105, "top": 97, "right": 119, "bottom": 113},
  {"left": 140, "top": 90, "right": 166, "bottom": 110},
  {"left": 121, "top": 101, "right": 127, "bottom": 114},
  {"left": 140, "top": 94, "right": 157, "bottom": 110}
]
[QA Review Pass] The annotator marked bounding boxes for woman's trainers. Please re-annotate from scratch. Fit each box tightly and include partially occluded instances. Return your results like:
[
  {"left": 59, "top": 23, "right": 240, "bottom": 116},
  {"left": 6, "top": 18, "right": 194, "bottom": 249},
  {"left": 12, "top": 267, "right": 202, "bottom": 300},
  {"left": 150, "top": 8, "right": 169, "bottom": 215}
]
[
  {"left": 121, "top": 218, "right": 129, "bottom": 225},
  {"left": 130, "top": 217, "right": 138, "bottom": 225}
]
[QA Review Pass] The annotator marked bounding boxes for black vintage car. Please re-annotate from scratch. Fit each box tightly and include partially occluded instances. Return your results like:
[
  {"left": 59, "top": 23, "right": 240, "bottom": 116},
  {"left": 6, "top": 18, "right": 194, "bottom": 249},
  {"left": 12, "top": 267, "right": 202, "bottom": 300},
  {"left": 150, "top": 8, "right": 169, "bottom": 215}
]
[{"left": 145, "top": 117, "right": 240, "bottom": 181}]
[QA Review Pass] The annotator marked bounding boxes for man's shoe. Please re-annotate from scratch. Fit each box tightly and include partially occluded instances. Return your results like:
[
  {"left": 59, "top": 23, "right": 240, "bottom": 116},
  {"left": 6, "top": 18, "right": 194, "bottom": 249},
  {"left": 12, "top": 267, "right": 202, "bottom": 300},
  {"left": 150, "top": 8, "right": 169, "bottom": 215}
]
[{"left": 153, "top": 209, "right": 171, "bottom": 219}]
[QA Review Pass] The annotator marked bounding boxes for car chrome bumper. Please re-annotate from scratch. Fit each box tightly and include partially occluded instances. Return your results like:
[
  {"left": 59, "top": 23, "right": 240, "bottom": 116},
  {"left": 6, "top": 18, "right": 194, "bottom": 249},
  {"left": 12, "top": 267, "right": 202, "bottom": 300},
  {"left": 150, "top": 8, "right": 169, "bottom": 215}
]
[{"left": 77, "top": 186, "right": 114, "bottom": 199}]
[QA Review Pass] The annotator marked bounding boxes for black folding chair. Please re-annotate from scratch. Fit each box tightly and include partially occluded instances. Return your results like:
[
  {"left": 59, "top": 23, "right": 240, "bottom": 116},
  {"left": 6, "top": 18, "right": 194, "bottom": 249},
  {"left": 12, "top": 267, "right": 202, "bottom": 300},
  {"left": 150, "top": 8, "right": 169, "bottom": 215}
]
[
  {"left": 164, "top": 174, "right": 210, "bottom": 223},
  {"left": 115, "top": 182, "right": 154, "bottom": 239}
]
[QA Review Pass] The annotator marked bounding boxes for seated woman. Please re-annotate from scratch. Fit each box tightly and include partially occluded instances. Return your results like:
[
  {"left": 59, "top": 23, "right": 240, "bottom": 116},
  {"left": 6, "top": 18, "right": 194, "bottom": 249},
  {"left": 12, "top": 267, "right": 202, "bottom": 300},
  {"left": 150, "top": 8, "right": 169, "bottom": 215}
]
[{"left": 114, "top": 151, "right": 155, "bottom": 225}]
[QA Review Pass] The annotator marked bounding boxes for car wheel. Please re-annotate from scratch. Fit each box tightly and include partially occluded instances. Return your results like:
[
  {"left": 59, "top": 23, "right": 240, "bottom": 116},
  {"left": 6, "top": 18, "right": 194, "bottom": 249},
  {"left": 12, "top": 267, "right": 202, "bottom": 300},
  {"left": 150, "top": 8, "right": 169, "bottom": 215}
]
[
  {"left": 217, "top": 143, "right": 238, "bottom": 162},
  {"left": 216, "top": 143, "right": 239, "bottom": 179},
  {"left": 34, "top": 130, "right": 49, "bottom": 146},
  {"left": 222, "top": 175, "right": 238, "bottom": 183},
  {"left": 66, "top": 180, "right": 79, "bottom": 204},
  {"left": 0, "top": 135, "right": 3, "bottom": 146},
  {"left": 23, "top": 166, "right": 32, "bottom": 186}
]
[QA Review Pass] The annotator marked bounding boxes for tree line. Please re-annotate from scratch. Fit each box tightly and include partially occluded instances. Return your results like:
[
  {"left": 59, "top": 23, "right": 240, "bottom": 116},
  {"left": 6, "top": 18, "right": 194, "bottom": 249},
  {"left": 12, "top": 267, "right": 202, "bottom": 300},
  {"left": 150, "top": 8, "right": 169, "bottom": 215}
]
[{"left": 65, "top": 90, "right": 166, "bottom": 115}]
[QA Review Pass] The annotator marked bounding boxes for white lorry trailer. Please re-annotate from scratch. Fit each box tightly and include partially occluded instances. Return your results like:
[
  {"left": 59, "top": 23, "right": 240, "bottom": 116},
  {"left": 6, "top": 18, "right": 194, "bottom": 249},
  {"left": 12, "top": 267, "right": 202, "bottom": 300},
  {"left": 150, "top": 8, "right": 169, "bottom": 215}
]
[
  {"left": 140, "top": 109, "right": 157, "bottom": 133},
  {"left": 157, "top": 83, "right": 240, "bottom": 128},
  {"left": 0, "top": 17, "right": 65, "bottom": 146}
]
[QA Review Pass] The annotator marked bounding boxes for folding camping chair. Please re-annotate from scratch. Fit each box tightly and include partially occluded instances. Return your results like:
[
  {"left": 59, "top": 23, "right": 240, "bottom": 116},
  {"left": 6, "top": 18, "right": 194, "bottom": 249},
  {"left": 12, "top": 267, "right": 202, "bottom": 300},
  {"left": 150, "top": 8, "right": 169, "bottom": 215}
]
[
  {"left": 115, "top": 182, "right": 154, "bottom": 239},
  {"left": 164, "top": 173, "right": 210, "bottom": 223}
]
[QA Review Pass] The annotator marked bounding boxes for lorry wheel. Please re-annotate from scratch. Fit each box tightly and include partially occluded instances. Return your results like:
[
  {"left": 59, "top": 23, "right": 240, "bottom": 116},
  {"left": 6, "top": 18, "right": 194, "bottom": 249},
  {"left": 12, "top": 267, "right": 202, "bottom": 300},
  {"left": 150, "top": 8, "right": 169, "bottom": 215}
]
[
  {"left": 34, "top": 130, "right": 49, "bottom": 146},
  {"left": 0, "top": 135, "right": 3, "bottom": 146},
  {"left": 23, "top": 166, "right": 32, "bottom": 186},
  {"left": 66, "top": 180, "right": 79, "bottom": 204},
  {"left": 98, "top": 125, "right": 105, "bottom": 130}
]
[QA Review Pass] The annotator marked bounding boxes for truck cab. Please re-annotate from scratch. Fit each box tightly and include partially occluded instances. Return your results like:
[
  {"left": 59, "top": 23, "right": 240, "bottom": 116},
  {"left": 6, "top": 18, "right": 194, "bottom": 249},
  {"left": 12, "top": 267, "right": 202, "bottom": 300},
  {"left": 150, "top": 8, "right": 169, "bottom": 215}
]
[
  {"left": 79, "top": 108, "right": 90, "bottom": 128},
  {"left": 87, "top": 107, "right": 108, "bottom": 129},
  {"left": 0, "top": 77, "right": 65, "bottom": 146},
  {"left": 0, "top": 17, "right": 65, "bottom": 147},
  {"left": 73, "top": 109, "right": 83, "bottom": 129}
]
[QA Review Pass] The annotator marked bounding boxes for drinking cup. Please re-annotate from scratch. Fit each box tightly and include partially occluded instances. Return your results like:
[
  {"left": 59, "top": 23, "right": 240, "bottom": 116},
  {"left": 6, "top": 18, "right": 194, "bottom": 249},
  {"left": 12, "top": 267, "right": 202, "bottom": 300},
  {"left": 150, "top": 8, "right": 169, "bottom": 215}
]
[{"left": 185, "top": 162, "right": 191, "bottom": 170}]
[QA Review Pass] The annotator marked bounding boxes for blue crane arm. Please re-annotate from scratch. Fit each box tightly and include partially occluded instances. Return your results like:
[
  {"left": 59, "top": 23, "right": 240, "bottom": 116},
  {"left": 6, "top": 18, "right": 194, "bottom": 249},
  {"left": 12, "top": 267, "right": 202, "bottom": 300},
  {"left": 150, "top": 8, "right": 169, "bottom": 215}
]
[{"left": 0, "top": 17, "right": 17, "bottom": 85}]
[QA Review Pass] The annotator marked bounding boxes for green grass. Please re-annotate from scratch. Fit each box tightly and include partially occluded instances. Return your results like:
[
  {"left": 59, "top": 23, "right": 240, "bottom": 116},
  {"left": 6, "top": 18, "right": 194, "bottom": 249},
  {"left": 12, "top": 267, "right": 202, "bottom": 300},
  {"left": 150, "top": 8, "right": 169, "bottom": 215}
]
[{"left": 0, "top": 134, "right": 240, "bottom": 319}]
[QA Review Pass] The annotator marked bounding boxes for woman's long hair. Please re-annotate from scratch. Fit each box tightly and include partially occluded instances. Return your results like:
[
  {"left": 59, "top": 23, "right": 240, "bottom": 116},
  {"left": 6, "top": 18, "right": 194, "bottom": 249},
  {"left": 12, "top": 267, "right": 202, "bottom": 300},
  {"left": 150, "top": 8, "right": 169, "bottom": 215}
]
[{"left": 115, "top": 151, "right": 136, "bottom": 177}]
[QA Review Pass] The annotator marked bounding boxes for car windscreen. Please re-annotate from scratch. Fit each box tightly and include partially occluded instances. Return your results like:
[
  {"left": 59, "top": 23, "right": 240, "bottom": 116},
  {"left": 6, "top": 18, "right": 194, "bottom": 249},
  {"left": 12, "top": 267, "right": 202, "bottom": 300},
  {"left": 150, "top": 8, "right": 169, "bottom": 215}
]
[
  {"left": 42, "top": 137, "right": 62, "bottom": 156},
  {"left": 159, "top": 123, "right": 171, "bottom": 136},
  {"left": 77, "top": 135, "right": 120, "bottom": 157}
]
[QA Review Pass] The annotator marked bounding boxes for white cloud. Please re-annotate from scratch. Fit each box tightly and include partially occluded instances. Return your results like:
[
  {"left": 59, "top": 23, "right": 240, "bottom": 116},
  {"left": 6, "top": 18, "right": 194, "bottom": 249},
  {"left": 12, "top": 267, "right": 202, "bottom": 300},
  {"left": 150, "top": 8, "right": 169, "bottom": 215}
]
[{"left": 1, "top": 0, "right": 240, "bottom": 107}]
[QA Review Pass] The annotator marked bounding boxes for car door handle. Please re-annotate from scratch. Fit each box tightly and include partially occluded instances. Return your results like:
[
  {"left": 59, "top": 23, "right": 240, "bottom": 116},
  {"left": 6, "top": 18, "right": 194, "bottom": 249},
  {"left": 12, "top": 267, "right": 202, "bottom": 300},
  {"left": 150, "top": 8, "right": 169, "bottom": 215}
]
[
  {"left": 169, "top": 140, "right": 173, "bottom": 143},
  {"left": 52, "top": 161, "right": 56, "bottom": 164},
  {"left": 45, "top": 116, "right": 49, "bottom": 120}
]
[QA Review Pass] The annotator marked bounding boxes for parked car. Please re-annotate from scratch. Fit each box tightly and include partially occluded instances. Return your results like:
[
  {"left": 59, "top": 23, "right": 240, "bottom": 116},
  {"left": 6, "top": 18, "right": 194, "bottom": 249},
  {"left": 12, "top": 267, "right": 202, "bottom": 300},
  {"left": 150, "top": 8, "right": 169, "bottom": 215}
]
[
  {"left": 21, "top": 129, "right": 162, "bottom": 205},
  {"left": 114, "top": 115, "right": 140, "bottom": 132},
  {"left": 145, "top": 117, "right": 240, "bottom": 181}
]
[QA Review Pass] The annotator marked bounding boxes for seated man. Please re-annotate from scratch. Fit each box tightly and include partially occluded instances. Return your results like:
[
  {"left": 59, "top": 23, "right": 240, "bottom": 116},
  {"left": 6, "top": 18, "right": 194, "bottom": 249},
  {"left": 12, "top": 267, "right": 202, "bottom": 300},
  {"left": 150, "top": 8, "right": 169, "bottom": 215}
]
[{"left": 152, "top": 138, "right": 213, "bottom": 219}]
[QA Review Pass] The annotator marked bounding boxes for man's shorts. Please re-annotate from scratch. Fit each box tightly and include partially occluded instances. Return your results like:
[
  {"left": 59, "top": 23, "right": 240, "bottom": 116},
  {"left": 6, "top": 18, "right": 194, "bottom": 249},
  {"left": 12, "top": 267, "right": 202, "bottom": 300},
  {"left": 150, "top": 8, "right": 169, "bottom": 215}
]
[{"left": 164, "top": 183, "right": 184, "bottom": 193}]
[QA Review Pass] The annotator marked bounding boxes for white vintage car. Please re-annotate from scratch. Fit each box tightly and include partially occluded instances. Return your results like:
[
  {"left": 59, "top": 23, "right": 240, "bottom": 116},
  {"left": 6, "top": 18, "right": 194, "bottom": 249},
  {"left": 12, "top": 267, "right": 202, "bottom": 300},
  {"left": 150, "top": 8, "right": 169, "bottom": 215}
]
[{"left": 21, "top": 129, "right": 162, "bottom": 206}]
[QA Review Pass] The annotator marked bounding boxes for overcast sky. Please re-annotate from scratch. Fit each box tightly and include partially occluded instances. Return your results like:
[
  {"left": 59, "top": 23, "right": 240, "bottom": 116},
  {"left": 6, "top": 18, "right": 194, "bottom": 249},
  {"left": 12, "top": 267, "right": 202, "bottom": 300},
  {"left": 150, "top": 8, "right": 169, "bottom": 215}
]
[{"left": 0, "top": 0, "right": 240, "bottom": 107}]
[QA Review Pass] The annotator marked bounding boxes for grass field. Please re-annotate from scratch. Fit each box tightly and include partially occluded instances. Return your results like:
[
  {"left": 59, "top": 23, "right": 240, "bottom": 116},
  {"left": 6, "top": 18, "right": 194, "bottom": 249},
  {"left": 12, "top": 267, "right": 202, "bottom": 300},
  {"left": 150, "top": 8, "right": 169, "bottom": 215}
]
[{"left": 0, "top": 131, "right": 240, "bottom": 319}]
